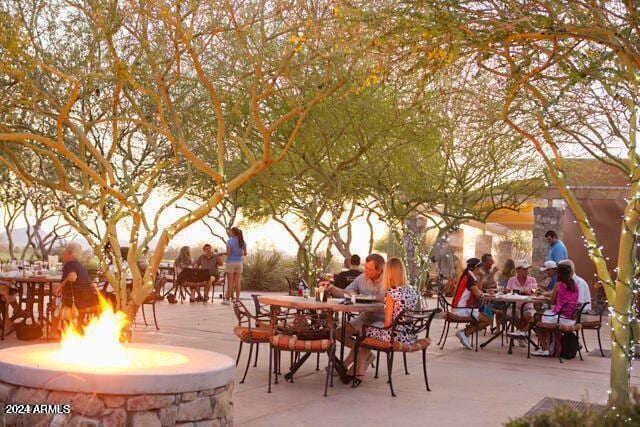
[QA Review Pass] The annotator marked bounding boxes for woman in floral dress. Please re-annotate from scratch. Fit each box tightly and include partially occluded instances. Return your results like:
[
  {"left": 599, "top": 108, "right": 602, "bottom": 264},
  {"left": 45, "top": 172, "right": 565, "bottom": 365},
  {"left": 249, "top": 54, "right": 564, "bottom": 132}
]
[{"left": 345, "top": 257, "right": 419, "bottom": 383}]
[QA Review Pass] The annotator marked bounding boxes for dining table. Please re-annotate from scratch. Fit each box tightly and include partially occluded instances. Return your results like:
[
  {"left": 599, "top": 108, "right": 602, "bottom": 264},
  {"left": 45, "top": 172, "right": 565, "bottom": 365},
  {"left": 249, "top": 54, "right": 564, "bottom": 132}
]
[
  {"left": 257, "top": 295, "right": 384, "bottom": 381},
  {"left": 0, "top": 273, "right": 62, "bottom": 335},
  {"left": 479, "top": 292, "right": 551, "bottom": 354}
]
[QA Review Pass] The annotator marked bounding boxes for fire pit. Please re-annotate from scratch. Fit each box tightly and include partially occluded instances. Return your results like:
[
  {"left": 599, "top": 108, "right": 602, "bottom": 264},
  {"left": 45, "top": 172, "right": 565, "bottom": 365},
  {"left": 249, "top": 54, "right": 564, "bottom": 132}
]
[{"left": 0, "top": 300, "right": 234, "bottom": 426}]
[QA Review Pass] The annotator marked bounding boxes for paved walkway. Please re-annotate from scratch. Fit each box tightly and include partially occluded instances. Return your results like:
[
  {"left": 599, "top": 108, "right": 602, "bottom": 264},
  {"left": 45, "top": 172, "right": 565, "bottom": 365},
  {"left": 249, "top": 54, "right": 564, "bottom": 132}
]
[{"left": 1, "top": 292, "right": 637, "bottom": 426}]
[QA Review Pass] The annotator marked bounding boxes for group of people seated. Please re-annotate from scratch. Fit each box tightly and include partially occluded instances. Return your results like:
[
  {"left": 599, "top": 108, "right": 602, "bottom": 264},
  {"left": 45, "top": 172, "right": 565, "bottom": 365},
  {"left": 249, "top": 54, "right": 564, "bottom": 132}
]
[
  {"left": 172, "top": 227, "right": 247, "bottom": 304},
  {"left": 320, "top": 253, "right": 422, "bottom": 385},
  {"left": 450, "top": 231, "right": 591, "bottom": 357}
]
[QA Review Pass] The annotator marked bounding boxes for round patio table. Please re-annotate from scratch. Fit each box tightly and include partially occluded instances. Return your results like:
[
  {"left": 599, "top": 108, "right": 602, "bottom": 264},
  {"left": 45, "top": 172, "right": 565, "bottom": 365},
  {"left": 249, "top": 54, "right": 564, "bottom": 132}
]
[
  {"left": 0, "top": 274, "right": 62, "bottom": 337},
  {"left": 257, "top": 295, "right": 383, "bottom": 382},
  {"left": 479, "top": 293, "right": 550, "bottom": 354}
]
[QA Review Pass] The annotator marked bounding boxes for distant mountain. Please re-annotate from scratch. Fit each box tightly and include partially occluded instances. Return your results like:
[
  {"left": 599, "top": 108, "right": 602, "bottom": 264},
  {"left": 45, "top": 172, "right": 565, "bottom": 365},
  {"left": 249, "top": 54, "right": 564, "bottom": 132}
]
[{"left": 0, "top": 227, "right": 89, "bottom": 249}]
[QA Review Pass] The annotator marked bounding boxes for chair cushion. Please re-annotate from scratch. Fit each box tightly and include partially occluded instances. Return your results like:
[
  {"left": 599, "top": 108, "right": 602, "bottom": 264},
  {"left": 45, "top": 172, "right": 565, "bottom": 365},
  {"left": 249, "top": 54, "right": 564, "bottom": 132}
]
[
  {"left": 442, "top": 311, "right": 473, "bottom": 323},
  {"left": 271, "top": 334, "right": 333, "bottom": 352},
  {"left": 361, "top": 337, "right": 431, "bottom": 352},
  {"left": 233, "top": 326, "right": 272, "bottom": 342},
  {"left": 580, "top": 320, "right": 601, "bottom": 329},
  {"left": 536, "top": 321, "right": 582, "bottom": 332}
]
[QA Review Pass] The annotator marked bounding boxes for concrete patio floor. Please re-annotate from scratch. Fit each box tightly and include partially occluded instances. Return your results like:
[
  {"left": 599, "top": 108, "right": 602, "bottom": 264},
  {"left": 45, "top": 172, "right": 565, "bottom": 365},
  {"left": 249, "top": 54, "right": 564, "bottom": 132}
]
[{"left": 1, "top": 292, "right": 637, "bottom": 426}]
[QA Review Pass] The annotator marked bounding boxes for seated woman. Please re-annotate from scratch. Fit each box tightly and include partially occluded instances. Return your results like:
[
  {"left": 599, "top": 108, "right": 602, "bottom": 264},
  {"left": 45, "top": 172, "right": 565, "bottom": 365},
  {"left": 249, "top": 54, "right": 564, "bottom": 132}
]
[
  {"left": 531, "top": 264, "right": 580, "bottom": 357},
  {"left": 452, "top": 258, "right": 491, "bottom": 350},
  {"left": 174, "top": 246, "right": 202, "bottom": 303},
  {"left": 341, "top": 257, "right": 418, "bottom": 385}
]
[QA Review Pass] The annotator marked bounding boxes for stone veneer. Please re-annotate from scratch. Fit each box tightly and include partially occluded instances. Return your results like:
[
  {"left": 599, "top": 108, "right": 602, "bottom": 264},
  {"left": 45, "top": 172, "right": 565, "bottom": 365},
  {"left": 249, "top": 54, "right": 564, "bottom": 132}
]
[
  {"left": 532, "top": 206, "right": 564, "bottom": 278},
  {"left": 0, "top": 380, "right": 233, "bottom": 427}
]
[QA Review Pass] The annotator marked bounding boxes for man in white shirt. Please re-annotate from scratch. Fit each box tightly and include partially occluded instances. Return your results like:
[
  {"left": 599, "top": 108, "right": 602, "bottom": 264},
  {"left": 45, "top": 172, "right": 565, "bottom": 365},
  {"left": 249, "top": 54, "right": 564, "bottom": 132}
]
[{"left": 558, "top": 259, "right": 591, "bottom": 312}]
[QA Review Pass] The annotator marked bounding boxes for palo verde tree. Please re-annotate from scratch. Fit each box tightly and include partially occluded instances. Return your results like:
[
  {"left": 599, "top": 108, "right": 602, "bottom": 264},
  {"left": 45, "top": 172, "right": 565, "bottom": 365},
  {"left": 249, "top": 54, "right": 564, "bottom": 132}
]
[
  {"left": 379, "top": 0, "right": 640, "bottom": 403},
  {"left": 0, "top": 0, "right": 360, "bottom": 318}
]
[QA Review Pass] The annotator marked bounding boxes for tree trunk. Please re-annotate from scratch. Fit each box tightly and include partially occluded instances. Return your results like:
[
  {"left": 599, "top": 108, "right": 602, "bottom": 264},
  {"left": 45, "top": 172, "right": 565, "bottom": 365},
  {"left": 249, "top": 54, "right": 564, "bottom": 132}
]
[{"left": 403, "top": 215, "right": 421, "bottom": 285}]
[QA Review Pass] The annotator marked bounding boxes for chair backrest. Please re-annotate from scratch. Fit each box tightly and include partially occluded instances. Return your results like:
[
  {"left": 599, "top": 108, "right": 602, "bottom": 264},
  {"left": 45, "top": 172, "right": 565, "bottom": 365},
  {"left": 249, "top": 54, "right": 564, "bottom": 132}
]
[
  {"left": 403, "top": 308, "right": 441, "bottom": 338},
  {"left": 437, "top": 293, "right": 452, "bottom": 311},
  {"left": 178, "top": 268, "right": 210, "bottom": 284},
  {"left": 559, "top": 301, "right": 589, "bottom": 322},
  {"left": 232, "top": 298, "right": 253, "bottom": 327},
  {"left": 250, "top": 294, "right": 269, "bottom": 317},
  {"left": 153, "top": 276, "right": 167, "bottom": 296},
  {"left": 286, "top": 277, "right": 298, "bottom": 296}
]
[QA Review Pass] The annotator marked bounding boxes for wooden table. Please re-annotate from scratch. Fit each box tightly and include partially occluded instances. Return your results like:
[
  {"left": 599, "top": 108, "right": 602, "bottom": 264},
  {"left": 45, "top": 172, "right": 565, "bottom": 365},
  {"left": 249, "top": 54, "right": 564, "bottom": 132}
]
[
  {"left": 479, "top": 293, "right": 550, "bottom": 353},
  {"left": 257, "top": 295, "right": 384, "bottom": 383}
]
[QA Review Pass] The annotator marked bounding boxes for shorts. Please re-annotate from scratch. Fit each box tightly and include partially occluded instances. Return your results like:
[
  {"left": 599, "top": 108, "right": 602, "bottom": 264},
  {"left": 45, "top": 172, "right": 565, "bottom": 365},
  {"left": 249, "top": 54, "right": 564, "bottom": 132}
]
[
  {"left": 540, "top": 309, "right": 576, "bottom": 327},
  {"left": 225, "top": 262, "right": 243, "bottom": 274},
  {"left": 452, "top": 308, "right": 480, "bottom": 320}
]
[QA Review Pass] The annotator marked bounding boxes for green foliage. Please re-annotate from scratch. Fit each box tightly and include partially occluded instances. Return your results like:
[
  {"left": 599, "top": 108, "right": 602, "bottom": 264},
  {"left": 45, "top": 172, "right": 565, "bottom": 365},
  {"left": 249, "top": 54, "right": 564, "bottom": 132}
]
[
  {"left": 506, "top": 389, "right": 640, "bottom": 427},
  {"left": 242, "top": 248, "right": 296, "bottom": 292}
]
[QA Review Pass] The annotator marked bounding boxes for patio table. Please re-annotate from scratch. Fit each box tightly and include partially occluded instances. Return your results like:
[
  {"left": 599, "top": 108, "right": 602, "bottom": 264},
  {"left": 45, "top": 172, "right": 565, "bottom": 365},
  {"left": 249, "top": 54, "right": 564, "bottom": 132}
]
[
  {"left": 479, "top": 293, "right": 550, "bottom": 354},
  {"left": 0, "top": 274, "right": 62, "bottom": 335},
  {"left": 257, "top": 295, "right": 383, "bottom": 381}
]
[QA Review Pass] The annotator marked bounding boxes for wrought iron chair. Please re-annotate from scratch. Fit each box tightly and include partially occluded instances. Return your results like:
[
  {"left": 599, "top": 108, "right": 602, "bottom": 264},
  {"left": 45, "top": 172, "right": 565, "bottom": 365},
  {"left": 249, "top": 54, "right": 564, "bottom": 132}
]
[
  {"left": 140, "top": 276, "right": 166, "bottom": 330},
  {"left": 437, "top": 293, "right": 480, "bottom": 351},
  {"left": 353, "top": 308, "right": 440, "bottom": 396},
  {"left": 232, "top": 299, "right": 272, "bottom": 384},
  {"left": 580, "top": 300, "right": 607, "bottom": 357},
  {"left": 176, "top": 268, "right": 211, "bottom": 303},
  {"left": 528, "top": 301, "right": 589, "bottom": 360},
  {"left": 267, "top": 310, "right": 335, "bottom": 396},
  {"left": 0, "top": 297, "right": 7, "bottom": 340}
]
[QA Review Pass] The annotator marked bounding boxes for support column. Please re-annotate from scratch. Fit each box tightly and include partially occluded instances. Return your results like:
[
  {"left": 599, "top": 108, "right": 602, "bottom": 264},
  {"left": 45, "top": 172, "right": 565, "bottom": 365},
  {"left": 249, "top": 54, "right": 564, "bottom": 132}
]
[
  {"left": 448, "top": 229, "right": 464, "bottom": 278},
  {"left": 533, "top": 206, "right": 564, "bottom": 273},
  {"left": 474, "top": 235, "right": 493, "bottom": 259},
  {"left": 496, "top": 241, "right": 514, "bottom": 268}
]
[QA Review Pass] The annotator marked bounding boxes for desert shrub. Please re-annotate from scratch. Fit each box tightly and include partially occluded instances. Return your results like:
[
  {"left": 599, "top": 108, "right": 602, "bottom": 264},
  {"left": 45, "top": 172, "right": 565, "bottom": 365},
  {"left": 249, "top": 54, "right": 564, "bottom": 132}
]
[
  {"left": 506, "top": 389, "right": 640, "bottom": 427},
  {"left": 242, "top": 248, "right": 295, "bottom": 292}
]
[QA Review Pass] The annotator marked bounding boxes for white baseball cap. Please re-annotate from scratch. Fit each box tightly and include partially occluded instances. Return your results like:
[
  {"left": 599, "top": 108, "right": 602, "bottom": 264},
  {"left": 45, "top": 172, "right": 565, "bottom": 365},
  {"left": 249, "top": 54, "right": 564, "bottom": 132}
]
[
  {"left": 515, "top": 260, "right": 530, "bottom": 269},
  {"left": 540, "top": 260, "right": 557, "bottom": 271}
]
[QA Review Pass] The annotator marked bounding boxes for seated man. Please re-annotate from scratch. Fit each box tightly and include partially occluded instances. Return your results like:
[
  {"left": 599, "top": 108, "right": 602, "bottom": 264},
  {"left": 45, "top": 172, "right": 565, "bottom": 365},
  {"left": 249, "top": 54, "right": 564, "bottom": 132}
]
[
  {"left": 506, "top": 260, "right": 538, "bottom": 345},
  {"left": 539, "top": 260, "right": 557, "bottom": 291},
  {"left": 327, "top": 253, "right": 386, "bottom": 367},
  {"left": 194, "top": 244, "right": 222, "bottom": 301},
  {"left": 332, "top": 254, "right": 362, "bottom": 289},
  {"left": 50, "top": 243, "right": 99, "bottom": 338}
]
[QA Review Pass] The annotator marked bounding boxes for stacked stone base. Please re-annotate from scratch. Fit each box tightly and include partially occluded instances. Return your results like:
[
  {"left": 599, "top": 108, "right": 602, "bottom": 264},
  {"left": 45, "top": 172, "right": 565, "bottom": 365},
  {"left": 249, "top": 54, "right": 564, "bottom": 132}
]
[{"left": 0, "top": 380, "right": 233, "bottom": 427}]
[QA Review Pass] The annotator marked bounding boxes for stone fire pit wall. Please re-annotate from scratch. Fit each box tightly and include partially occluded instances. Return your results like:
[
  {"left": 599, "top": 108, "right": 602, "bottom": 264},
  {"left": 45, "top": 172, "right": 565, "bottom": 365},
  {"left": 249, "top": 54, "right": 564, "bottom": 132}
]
[
  {"left": 0, "top": 380, "right": 233, "bottom": 426},
  {"left": 0, "top": 343, "right": 235, "bottom": 427}
]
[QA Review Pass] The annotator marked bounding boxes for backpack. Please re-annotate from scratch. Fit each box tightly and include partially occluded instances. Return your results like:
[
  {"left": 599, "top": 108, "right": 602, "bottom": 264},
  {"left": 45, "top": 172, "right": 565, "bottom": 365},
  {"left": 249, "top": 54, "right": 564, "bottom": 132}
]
[{"left": 560, "top": 332, "right": 580, "bottom": 359}]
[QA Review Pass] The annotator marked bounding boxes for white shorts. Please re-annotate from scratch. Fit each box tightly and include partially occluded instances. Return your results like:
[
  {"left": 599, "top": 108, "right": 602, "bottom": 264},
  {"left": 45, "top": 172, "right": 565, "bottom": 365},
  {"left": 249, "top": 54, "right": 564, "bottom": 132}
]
[
  {"left": 452, "top": 308, "right": 480, "bottom": 320},
  {"left": 540, "top": 309, "right": 576, "bottom": 327},
  {"left": 225, "top": 262, "right": 243, "bottom": 274}
]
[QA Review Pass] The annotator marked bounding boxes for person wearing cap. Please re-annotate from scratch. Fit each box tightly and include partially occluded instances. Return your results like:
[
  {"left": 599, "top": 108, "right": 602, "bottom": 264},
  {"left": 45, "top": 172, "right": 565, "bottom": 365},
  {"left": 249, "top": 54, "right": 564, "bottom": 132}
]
[
  {"left": 531, "top": 263, "right": 580, "bottom": 356},
  {"left": 539, "top": 260, "right": 558, "bottom": 291},
  {"left": 557, "top": 259, "right": 591, "bottom": 312},
  {"left": 545, "top": 230, "right": 568, "bottom": 264},
  {"left": 452, "top": 258, "right": 491, "bottom": 350},
  {"left": 506, "top": 260, "right": 538, "bottom": 339}
]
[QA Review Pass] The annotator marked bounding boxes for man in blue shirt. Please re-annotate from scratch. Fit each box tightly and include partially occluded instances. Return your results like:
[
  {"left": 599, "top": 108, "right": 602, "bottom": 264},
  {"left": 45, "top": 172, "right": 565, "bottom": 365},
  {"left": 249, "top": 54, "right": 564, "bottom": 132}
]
[{"left": 545, "top": 230, "right": 568, "bottom": 263}]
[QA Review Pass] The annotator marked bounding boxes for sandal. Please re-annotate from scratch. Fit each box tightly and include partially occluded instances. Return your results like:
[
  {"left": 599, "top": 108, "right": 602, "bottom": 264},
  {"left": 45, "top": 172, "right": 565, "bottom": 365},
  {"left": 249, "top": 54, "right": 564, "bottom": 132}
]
[
  {"left": 340, "top": 373, "right": 354, "bottom": 385},
  {"left": 351, "top": 375, "right": 364, "bottom": 388}
]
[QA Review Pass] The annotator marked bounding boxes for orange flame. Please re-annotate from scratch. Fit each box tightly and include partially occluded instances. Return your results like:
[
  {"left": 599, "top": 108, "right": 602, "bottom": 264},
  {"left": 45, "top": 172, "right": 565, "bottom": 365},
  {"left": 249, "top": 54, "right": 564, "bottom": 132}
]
[{"left": 52, "top": 294, "right": 187, "bottom": 370}]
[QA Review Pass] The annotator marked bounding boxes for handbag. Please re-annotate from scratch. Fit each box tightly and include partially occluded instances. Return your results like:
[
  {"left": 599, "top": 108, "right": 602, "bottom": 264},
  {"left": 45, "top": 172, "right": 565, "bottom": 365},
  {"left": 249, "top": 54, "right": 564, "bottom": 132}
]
[{"left": 15, "top": 319, "right": 43, "bottom": 341}]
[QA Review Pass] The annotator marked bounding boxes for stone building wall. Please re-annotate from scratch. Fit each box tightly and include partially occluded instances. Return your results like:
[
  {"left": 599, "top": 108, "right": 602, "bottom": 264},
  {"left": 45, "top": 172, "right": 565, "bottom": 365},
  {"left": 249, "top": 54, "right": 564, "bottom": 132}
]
[
  {"left": 0, "top": 380, "right": 233, "bottom": 427},
  {"left": 532, "top": 207, "right": 564, "bottom": 276}
]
